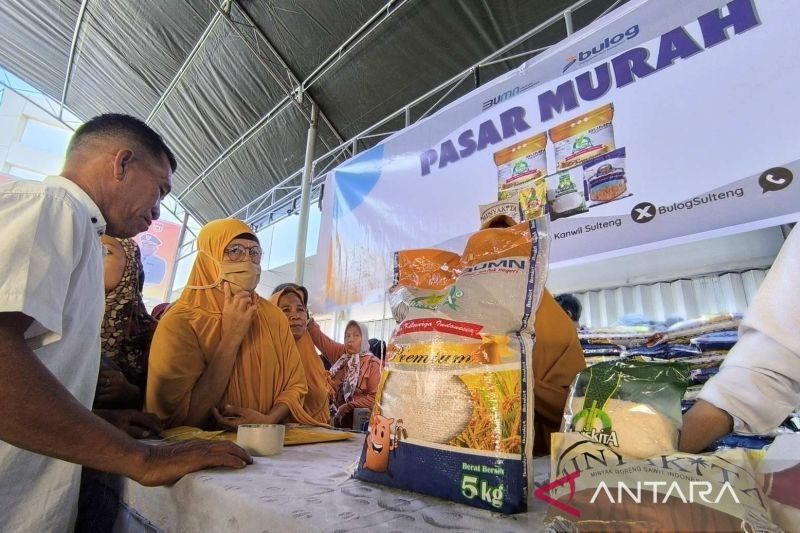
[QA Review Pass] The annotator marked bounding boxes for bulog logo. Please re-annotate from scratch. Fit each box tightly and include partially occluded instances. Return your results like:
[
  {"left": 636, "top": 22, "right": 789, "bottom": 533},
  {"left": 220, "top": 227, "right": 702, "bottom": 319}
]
[{"left": 563, "top": 25, "right": 640, "bottom": 73}]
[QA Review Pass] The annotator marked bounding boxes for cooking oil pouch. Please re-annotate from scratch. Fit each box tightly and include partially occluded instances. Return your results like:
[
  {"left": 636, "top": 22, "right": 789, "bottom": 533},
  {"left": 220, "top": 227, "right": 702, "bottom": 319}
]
[
  {"left": 549, "top": 103, "right": 615, "bottom": 171},
  {"left": 584, "top": 147, "right": 629, "bottom": 204},
  {"left": 545, "top": 432, "right": 779, "bottom": 532},
  {"left": 517, "top": 177, "right": 548, "bottom": 220},
  {"left": 493, "top": 133, "right": 548, "bottom": 191},
  {"left": 354, "top": 218, "right": 550, "bottom": 514},
  {"left": 562, "top": 360, "right": 689, "bottom": 460},
  {"left": 546, "top": 167, "right": 588, "bottom": 220}
]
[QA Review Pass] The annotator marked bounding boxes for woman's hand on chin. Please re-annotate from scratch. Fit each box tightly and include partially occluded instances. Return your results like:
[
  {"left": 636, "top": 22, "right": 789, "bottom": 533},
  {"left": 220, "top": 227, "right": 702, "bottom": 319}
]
[{"left": 212, "top": 404, "right": 270, "bottom": 430}]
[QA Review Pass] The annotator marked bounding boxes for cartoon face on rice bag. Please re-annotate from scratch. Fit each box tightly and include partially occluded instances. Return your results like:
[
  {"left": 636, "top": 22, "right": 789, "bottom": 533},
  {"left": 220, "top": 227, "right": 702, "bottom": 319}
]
[{"left": 364, "top": 414, "right": 396, "bottom": 473}]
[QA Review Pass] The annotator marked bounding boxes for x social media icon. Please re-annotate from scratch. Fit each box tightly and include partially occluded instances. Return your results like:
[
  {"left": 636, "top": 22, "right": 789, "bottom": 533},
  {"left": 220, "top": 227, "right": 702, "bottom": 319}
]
[{"left": 631, "top": 202, "right": 656, "bottom": 223}]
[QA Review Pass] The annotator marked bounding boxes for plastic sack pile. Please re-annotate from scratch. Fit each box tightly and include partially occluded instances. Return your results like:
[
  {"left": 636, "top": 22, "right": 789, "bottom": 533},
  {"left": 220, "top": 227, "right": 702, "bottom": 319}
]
[
  {"left": 544, "top": 360, "right": 781, "bottom": 532},
  {"left": 577, "top": 314, "right": 800, "bottom": 450},
  {"left": 353, "top": 218, "right": 549, "bottom": 513}
]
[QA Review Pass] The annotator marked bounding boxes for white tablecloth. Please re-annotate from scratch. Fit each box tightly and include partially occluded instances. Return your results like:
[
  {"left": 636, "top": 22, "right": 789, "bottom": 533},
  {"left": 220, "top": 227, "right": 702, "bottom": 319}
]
[{"left": 117, "top": 438, "right": 552, "bottom": 532}]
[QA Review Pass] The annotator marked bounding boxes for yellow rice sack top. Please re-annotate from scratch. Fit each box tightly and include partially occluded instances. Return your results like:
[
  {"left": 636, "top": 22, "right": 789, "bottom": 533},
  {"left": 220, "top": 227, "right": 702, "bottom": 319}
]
[{"left": 353, "top": 217, "right": 550, "bottom": 514}]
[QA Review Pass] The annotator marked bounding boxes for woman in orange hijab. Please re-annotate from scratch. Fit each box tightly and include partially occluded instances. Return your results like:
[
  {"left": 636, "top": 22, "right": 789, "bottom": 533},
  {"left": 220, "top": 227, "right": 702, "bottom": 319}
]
[
  {"left": 270, "top": 284, "right": 333, "bottom": 425},
  {"left": 145, "top": 219, "right": 317, "bottom": 429},
  {"left": 532, "top": 289, "right": 586, "bottom": 454}
]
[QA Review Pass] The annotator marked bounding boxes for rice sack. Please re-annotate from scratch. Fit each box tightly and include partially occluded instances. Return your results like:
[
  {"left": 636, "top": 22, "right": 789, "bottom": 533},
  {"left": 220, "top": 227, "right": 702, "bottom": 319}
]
[
  {"left": 662, "top": 313, "right": 743, "bottom": 345},
  {"left": 493, "top": 133, "right": 548, "bottom": 191},
  {"left": 549, "top": 103, "right": 615, "bottom": 171},
  {"left": 546, "top": 167, "right": 588, "bottom": 220},
  {"left": 562, "top": 360, "right": 689, "bottom": 459},
  {"left": 544, "top": 432, "right": 780, "bottom": 532},
  {"left": 354, "top": 218, "right": 550, "bottom": 514}
]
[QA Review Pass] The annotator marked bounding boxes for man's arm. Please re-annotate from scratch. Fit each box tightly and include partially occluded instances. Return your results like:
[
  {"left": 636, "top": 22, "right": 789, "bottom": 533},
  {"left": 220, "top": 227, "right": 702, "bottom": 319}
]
[
  {"left": 679, "top": 400, "right": 733, "bottom": 453},
  {"left": 681, "top": 227, "right": 800, "bottom": 451},
  {"left": 0, "top": 312, "right": 251, "bottom": 485}
]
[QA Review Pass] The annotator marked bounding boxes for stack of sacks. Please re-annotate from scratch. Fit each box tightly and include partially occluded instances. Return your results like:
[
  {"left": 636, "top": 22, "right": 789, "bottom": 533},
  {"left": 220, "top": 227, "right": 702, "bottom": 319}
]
[
  {"left": 581, "top": 343, "right": 625, "bottom": 366},
  {"left": 707, "top": 412, "right": 800, "bottom": 452},
  {"left": 578, "top": 325, "right": 663, "bottom": 366},
  {"left": 652, "top": 314, "right": 800, "bottom": 452},
  {"left": 648, "top": 315, "right": 742, "bottom": 415}
]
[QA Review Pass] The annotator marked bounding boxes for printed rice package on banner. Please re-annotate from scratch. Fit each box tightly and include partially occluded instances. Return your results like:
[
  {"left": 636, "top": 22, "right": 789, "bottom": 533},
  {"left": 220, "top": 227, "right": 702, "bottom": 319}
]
[
  {"left": 546, "top": 167, "right": 588, "bottom": 220},
  {"left": 543, "top": 432, "right": 780, "bottom": 532},
  {"left": 548, "top": 103, "right": 615, "bottom": 171},
  {"left": 493, "top": 133, "right": 548, "bottom": 191},
  {"left": 353, "top": 218, "right": 550, "bottom": 514}
]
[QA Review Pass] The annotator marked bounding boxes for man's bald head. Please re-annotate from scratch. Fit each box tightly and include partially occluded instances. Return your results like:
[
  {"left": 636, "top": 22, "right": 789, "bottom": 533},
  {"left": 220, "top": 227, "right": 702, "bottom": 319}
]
[{"left": 67, "top": 113, "right": 177, "bottom": 172}]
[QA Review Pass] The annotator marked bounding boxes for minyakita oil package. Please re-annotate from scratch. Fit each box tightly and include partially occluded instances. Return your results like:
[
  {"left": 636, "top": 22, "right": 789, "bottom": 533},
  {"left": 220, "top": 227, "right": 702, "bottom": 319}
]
[
  {"left": 548, "top": 360, "right": 780, "bottom": 531},
  {"left": 545, "top": 432, "right": 780, "bottom": 532},
  {"left": 353, "top": 218, "right": 550, "bottom": 513}
]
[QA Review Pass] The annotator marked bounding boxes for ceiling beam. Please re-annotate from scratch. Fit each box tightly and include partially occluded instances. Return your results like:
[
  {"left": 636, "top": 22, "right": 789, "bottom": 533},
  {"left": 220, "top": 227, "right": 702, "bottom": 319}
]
[
  {"left": 146, "top": 10, "right": 224, "bottom": 123},
  {"left": 296, "top": 0, "right": 410, "bottom": 95},
  {"left": 227, "top": 0, "right": 608, "bottom": 228},
  {"left": 60, "top": 0, "right": 89, "bottom": 120},
  {"left": 176, "top": 0, "right": 410, "bottom": 202},
  {"left": 215, "top": 0, "right": 344, "bottom": 146}
]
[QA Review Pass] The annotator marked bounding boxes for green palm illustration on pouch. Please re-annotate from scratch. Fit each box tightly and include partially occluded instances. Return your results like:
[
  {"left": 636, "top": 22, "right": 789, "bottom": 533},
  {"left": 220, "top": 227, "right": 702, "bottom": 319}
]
[{"left": 572, "top": 364, "right": 621, "bottom": 435}]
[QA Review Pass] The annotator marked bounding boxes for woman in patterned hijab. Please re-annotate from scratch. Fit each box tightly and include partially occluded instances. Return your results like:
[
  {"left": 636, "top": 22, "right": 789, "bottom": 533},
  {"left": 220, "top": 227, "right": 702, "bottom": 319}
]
[
  {"left": 307, "top": 318, "right": 381, "bottom": 428},
  {"left": 96, "top": 236, "right": 157, "bottom": 409}
]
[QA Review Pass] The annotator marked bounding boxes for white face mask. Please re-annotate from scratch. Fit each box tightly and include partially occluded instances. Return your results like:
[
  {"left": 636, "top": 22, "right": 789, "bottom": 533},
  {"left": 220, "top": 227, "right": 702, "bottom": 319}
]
[{"left": 186, "top": 251, "right": 261, "bottom": 294}]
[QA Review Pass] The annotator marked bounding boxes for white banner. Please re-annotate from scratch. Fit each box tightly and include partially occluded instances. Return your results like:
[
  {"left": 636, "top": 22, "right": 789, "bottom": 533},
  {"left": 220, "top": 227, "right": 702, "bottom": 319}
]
[{"left": 314, "top": 0, "right": 800, "bottom": 310}]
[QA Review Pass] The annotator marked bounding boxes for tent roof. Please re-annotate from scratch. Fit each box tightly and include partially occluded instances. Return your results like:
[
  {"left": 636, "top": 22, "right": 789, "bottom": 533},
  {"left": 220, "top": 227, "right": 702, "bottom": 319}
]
[{"left": 0, "top": 0, "right": 624, "bottom": 225}]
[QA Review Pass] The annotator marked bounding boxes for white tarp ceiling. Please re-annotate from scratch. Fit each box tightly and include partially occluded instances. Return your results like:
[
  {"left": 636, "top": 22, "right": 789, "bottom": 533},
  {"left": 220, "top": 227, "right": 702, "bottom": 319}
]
[{"left": 0, "top": 0, "right": 625, "bottom": 224}]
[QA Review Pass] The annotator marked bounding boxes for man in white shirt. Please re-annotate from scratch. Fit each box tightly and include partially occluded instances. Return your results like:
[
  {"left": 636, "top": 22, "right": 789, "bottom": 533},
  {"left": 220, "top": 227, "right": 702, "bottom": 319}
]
[
  {"left": 680, "top": 225, "right": 800, "bottom": 453},
  {"left": 0, "top": 114, "right": 251, "bottom": 532}
]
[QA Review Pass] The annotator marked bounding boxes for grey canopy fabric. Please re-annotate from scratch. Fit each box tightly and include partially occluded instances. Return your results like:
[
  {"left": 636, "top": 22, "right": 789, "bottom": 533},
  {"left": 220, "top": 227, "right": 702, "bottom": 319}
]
[{"left": 0, "top": 0, "right": 622, "bottom": 224}]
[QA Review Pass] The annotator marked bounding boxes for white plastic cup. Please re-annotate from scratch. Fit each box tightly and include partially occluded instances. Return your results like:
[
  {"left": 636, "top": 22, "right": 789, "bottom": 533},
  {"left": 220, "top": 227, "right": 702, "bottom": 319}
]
[{"left": 236, "top": 424, "right": 285, "bottom": 456}]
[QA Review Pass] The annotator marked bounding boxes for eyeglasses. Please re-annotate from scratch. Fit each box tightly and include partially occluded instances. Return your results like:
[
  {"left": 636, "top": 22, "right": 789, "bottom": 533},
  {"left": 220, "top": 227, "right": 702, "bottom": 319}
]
[{"left": 224, "top": 244, "right": 263, "bottom": 263}]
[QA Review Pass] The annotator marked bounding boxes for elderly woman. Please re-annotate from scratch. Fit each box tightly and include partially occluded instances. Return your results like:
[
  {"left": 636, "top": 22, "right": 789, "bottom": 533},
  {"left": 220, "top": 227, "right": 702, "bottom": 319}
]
[
  {"left": 145, "top": 219, "right": 317, "bottom": 429},
  {"left": 96, "top": 236, "right": 157, "bottom": 409},
  {"left": 270, "top": 284, "right": 333, "bottom": 425},
  {"left": 307, "top": 318, "right": 382, "bottom": 428}
]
